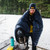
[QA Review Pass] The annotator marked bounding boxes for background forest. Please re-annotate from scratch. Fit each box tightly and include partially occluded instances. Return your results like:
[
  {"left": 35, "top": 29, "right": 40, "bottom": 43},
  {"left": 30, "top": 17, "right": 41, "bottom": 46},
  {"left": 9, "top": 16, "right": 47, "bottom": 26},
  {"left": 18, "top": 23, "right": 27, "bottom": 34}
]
[{"left": 0, "top": 0, "right": 50, "bottom": 17}]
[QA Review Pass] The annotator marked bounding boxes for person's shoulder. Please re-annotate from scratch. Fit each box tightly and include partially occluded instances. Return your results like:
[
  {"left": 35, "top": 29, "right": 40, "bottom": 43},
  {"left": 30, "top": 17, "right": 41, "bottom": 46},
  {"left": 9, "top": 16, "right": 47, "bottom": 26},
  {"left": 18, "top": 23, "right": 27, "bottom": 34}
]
[
  {"left": 35, "top": 9, "right": 42, "bottom": 18},
  {"left": 35, "top": 9, "right": 40, "bottom": 15},
  {"left": 20, "top": 10, "right": 29, "bottom": 20},
  {"left": 23, "top": 10, "right": 29, "bottom": 16},
  {"left": 35, "top": 9, "right": 39, "bottom": 13}
]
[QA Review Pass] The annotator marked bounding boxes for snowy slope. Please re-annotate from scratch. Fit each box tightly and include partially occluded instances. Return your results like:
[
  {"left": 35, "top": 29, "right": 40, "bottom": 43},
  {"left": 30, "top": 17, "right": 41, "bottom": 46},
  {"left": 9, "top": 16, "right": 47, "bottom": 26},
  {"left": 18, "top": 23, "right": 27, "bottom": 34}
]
[{"left": 0, "top": 14, "right": 50, "bottom": 49}]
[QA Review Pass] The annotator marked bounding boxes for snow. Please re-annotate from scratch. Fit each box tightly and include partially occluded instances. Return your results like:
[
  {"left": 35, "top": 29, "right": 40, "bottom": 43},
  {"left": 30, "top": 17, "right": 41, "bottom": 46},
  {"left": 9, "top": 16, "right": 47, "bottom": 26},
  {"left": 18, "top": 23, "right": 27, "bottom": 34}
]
[
  {"left": 0, "top": 14, "right": 50, "bottom": 49},
  {"left": 0, "top": 14, "right": 22, "bottom": 43},
  {"left": 38, "top": 18, "right": 50, "bottom": 49}
]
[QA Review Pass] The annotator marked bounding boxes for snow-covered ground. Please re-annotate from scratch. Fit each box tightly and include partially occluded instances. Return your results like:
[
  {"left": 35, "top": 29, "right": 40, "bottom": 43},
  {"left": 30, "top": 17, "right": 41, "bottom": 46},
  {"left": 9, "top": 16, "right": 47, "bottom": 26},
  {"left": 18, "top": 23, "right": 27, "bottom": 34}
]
[{"left": 0, "top": 14, "right": 50, "bottom": 49}]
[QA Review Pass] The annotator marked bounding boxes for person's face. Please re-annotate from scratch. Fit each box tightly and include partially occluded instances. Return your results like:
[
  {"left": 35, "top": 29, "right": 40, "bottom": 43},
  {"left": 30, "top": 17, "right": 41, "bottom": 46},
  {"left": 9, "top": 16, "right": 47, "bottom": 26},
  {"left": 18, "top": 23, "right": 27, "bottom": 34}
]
[{"left": 30, "top": 9, "right": 35, "bottom": 14}]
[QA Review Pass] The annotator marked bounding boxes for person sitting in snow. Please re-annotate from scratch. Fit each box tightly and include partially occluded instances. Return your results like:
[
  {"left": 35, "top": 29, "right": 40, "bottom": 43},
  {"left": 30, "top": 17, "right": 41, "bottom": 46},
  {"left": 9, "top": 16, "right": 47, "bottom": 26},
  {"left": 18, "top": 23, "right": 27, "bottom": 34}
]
[{"left": 15, "top": 3, "right": 43, "bottom": 50}]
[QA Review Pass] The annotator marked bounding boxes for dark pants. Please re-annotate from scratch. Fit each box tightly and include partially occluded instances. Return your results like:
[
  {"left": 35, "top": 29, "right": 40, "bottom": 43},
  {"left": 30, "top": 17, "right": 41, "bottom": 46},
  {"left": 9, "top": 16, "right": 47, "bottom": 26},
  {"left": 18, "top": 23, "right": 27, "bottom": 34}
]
[{"left": 25, "top": 33, "right": 36, "bottom": 50}]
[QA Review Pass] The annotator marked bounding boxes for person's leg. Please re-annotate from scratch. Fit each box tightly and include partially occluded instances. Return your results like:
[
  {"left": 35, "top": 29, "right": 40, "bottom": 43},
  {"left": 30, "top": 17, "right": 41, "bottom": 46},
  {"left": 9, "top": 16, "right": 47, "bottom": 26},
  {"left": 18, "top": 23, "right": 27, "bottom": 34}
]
[
  {"left": 31, "top": 34, "right": 36, "bottom": 50},
  {"left": 25, "top": 34, "right": 29, "bottom": 50},
  {"left": 27, "top": 36, "right": 29, "bottom": 47},
  {"left": 32, "top": 45, "right": 36, "bottom": 50}
]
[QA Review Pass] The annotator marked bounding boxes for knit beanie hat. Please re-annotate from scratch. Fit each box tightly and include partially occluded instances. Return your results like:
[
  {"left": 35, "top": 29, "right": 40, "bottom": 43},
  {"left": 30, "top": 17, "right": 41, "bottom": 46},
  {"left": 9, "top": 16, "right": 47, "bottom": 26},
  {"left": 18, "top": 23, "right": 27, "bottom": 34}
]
[{"left": 29, "top": 3, "right": 36, "bottom": 9}]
